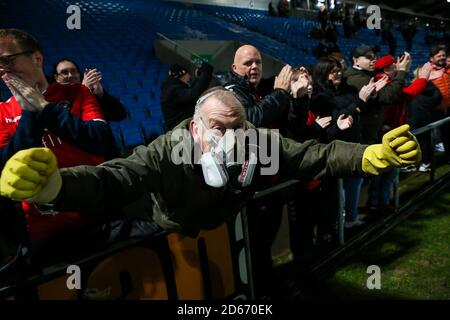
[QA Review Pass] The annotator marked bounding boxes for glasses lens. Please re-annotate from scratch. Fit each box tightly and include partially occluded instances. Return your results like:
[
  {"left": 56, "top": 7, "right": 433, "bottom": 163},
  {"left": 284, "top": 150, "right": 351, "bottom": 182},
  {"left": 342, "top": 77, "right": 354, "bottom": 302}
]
[{"left": 0, "top": 51, "right": 34, "bottom": 68}]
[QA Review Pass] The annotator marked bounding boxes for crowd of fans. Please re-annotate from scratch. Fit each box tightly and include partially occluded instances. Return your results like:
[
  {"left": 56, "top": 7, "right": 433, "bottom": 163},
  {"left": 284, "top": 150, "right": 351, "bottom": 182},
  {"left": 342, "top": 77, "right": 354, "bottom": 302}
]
[{"left": 0, "top": 4, "right": 448, "bottom": 298}]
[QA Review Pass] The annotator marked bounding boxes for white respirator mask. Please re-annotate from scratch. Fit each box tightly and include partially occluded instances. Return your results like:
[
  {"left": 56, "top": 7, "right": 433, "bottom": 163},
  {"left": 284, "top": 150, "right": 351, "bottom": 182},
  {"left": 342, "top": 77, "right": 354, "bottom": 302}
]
[{"left": 198, "top": 119, "right": 257, "bottom": 189}]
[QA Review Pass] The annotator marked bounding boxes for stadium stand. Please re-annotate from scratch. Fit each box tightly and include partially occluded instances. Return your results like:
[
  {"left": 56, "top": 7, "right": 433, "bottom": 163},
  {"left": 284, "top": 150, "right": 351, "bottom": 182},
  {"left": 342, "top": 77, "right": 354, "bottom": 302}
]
[
  {"left": 0, "top": 0, "right": 449, "bottom": 302},
  {"left": 0, "top": 0, "right": 436, "bottom": 150}
]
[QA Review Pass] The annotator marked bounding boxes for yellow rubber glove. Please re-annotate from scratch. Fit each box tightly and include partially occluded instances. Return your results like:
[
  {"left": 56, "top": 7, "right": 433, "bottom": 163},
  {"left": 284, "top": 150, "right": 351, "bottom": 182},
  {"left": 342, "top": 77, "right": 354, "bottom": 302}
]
[
  {"left": 0, "top": 148, "right": 61, "bottom": 203},
  {"left": 362, "top": 124, "right": 422, "bottom": 175}
]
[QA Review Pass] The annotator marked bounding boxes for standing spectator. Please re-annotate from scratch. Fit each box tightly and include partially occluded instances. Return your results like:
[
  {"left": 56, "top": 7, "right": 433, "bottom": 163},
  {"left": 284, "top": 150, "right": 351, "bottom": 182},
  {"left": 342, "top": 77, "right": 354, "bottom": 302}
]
[
  {"left": 427, "top": 46, "right": 450, "bottom": 164},
  {"left": 324, "top": 22, "right": 338, "bottom": 45},
  {"left": 310, "top": 57, "right": 376, "bottom": 228},
  {"left": 352, "top": 9, "right": 362, "bottom": 35},
  {"left": 344, "top": 44, "right": 408, "bottom": 145},
  {"left": 277, "top": 0, "right": 289, "bottom": 17},
  {"left": 402, "top": 21, "right": 416, "bottom": 52},
  {"left": 53, "top": 58, "right": 127, "bottom": 122},
  {"left": 216, "top": 45, "right": 308, "bottom": 129},
  {"left": 345, "top": 45, "right": 409, "bottom": 217},
  {"left": 343, "top": 8, "right": 354, "bottom": 38},
  {"left": 160, "top": 62, "right": 213, "bottom": 132},
  {"left": 376, "top": 55, "right": 430, "bottom": 132},
  {"left": 406, "top": 80, "right": 442, "bottom": 172},
  {"left": 318, "top": 5, "right": 329, "bottom": 30},
  {"left": 268, "top": 1, "right": 277, "bottom": 17},
  {"left": 0, "top": 29, "right": 115, "bottom": 250},
  {"left": 422, "top": 45, "right": 447, "bottom": 81},
  {"left": 370, "top": 55, "right": 429, "bottom": 208}
]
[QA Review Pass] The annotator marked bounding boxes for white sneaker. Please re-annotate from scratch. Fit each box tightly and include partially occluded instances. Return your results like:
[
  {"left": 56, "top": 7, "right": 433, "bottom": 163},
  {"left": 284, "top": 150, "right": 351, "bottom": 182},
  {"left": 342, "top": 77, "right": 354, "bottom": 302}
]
[
  {"left": 418, "top": 163, "right": 431, "bottom": 172},
  {"left": 435, "top": 142, "right": 445, "bottom": 152},
  {"left": 400, "top": 164, "right": 417, "bottom": 173},
  {"left": 345, "top": 217, "right": 365, "bottom": 228}
]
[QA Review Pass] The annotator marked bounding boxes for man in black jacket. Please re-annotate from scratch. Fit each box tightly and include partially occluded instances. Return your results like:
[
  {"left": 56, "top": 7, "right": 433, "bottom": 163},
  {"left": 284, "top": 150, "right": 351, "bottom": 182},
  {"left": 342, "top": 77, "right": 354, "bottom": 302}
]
[
  {"left": 344, "top": 44, "right": 409, "bottom": 144},
  {"left": 160, "top": 62, "right": 213, "bottom": 132},
  {"left": 215, "top": 45, "right": 308, "bottom": 129}
]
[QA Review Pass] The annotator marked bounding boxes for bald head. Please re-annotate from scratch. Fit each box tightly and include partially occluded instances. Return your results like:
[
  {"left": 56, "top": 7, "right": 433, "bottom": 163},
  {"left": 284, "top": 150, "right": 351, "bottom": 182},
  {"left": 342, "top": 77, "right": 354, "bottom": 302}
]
[{"left": 232, "top": 45, "right": 262, "bottom": 87}]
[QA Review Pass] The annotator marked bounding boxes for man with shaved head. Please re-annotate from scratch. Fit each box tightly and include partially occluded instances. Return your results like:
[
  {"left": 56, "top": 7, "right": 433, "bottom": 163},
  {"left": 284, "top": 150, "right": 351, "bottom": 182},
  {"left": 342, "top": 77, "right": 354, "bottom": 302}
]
[{"left": 216, "top": 44, "right": 309, "bottom": 129}]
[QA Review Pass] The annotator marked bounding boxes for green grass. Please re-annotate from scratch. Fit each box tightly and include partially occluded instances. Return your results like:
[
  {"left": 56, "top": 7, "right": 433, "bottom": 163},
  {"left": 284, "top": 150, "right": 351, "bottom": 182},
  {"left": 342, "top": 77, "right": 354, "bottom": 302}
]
[{"left": 301, "top": 187, "right": 450, "bottom": 300}]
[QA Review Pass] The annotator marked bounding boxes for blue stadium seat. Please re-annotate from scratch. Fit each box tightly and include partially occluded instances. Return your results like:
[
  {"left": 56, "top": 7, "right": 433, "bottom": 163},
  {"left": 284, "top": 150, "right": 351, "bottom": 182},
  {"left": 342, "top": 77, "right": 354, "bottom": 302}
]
[
  {"left": 128, "top": 108, "right": 150, "bottom": 121},
  {"left": 141, "top": 120, "right": 164, "bottom": 143},
  {"left": 121, "top": 127, "right": 145, "bottom": 148}
]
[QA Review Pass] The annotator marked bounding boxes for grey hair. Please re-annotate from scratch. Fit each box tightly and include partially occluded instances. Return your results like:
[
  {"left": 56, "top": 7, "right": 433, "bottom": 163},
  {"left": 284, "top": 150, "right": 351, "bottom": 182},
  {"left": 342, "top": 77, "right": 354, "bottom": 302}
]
[{"left": 193, "top": 87, "right": 246, "bottom": 123}]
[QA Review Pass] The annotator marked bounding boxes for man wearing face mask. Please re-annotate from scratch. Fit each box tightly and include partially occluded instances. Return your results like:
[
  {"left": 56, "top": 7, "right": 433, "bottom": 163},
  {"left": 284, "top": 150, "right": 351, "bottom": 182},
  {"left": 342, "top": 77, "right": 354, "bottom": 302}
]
[
  {"left": 0, "top": 88, "right": 422, "bottom": 249},
  {"left": 160, "top": 62, "right": 213, "bottom": 132}
]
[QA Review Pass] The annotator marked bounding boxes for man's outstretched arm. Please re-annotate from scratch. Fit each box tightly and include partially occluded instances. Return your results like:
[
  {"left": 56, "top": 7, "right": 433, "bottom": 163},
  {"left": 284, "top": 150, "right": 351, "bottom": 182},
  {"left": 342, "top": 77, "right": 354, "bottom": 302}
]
[
  {"left": 278, "top": 124, "right": 421, "bottom": 180},
  {"left": 0, "top": 135, "right": 172, "bottom": 215}
]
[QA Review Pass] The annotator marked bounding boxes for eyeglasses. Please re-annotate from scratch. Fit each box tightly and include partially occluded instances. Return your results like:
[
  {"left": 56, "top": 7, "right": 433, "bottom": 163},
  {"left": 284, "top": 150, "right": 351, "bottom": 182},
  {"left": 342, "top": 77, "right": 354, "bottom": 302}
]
[
  {"left": 56, "top": 67, "right": 79, "bottom": 76},
  {"left": 364, "top": 54, "right": 376, "bottom": 60},
  {"left": 0, "top": 50, "right": 35, "bottom": 68}
]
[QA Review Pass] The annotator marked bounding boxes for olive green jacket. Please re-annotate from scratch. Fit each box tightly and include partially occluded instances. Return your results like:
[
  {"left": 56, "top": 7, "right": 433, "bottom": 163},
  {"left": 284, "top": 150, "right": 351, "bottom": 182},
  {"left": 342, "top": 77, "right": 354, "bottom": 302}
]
[{"left": 55, "top": 120, "right": 367, "bottom": 237}]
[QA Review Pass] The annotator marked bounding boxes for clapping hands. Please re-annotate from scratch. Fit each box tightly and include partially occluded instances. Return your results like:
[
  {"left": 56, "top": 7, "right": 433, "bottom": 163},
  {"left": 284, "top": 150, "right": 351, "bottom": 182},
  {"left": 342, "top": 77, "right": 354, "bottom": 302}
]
[{"left": 1, "top": 73, "right": 48, "bottom": 112}]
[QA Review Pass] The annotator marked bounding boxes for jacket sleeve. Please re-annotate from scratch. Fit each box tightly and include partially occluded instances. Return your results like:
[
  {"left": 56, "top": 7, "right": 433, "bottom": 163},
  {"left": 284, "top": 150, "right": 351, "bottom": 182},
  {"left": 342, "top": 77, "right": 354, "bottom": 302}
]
[
  {"left": 0, "top": 110, "right": 45, "bottom": 170},
  {"left": 232, "top": 87, "right": 291, "bottom": 127},
  {"left": 340, "top": 97, "right": 367, "bottom": 115},
  {"left": 96, "top": 90, "right": 128, "bottom": 121},
  {"left": 309, "top": 92, "right": 339, "bottom": 141},
  {"left": 373, "top": 71, "right": 407, "bottom": 104},
  {"left": 277, "top": 132, "right": 367, "bottom": 179},
  {"left": 54, "top": 135, "right": 169, "bottom": 215},
  {"left": 310, "top": 121, "right": 328, "bottom": 141},
  {"left": 287, "top": 95, "right": 310, "bottom": 139},
  {"left": 402, "top": 78, "right": 427, "bottom": 98},
  {"left": 37, "top": 103, "right": 114, "bottom": 155}
]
